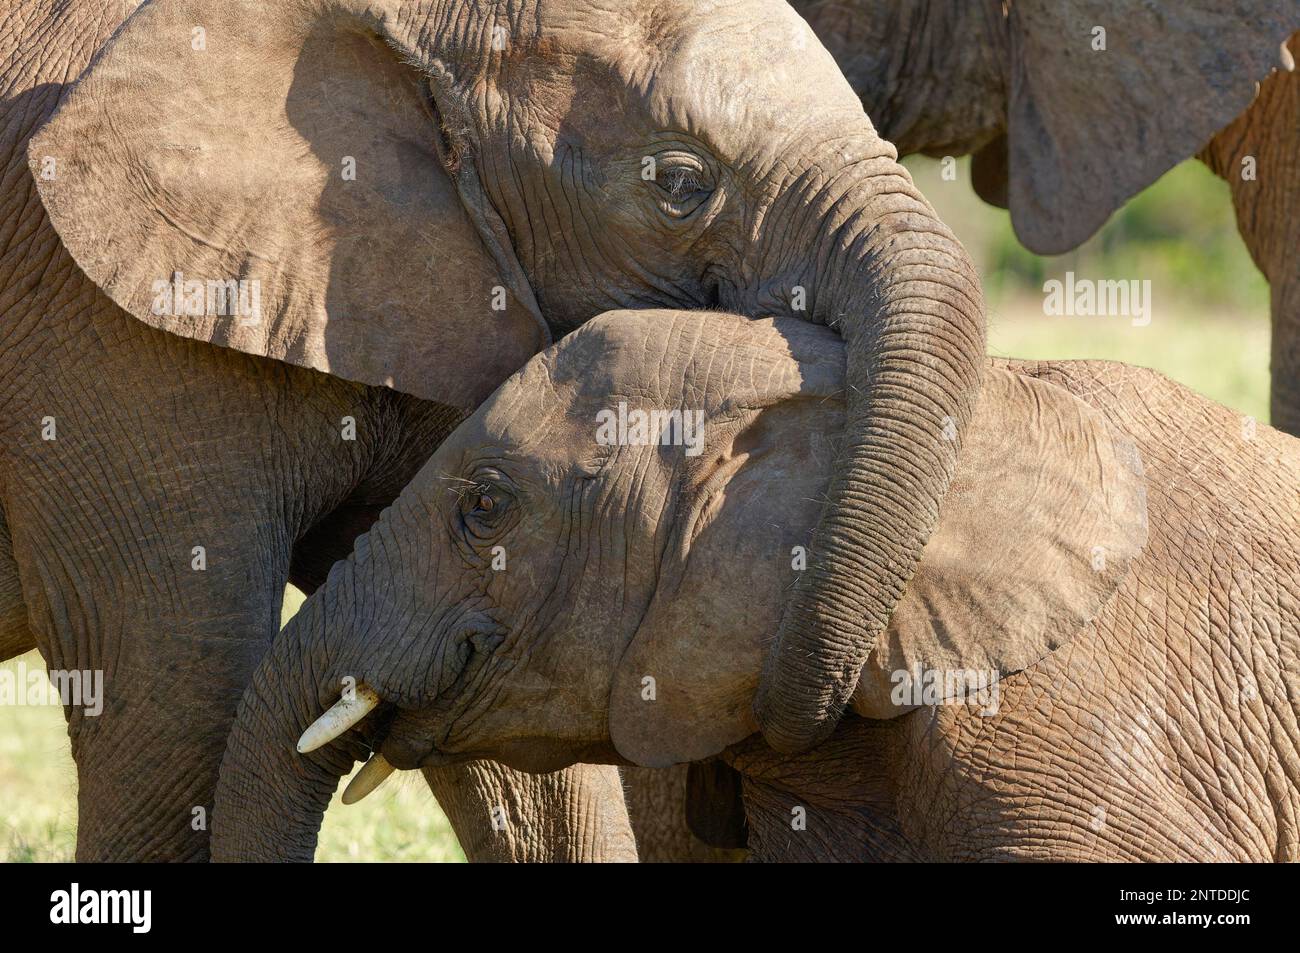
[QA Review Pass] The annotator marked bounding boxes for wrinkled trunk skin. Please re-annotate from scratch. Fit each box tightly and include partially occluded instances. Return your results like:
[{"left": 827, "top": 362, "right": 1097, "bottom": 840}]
[
  {"left": 212, "top": 526, "right": 638, "bottom": 862},
  {"left": 755, "top": 157, "right": 986, "bottom": 752},
  {"left": 1198, "top": 34, "right": 1300, "bottom": 436}
]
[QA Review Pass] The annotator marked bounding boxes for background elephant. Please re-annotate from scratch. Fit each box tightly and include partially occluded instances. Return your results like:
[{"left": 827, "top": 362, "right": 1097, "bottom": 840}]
[
  {"left": 29, "top": 0, "right": 989, "bottom": 763},
  {"left": 791, "top": 0, "right": 1300, "bottom": 432},
  {"left": 216, "top": 309, "right": 1300, "bottom": 862},
  {"left": 1, "top": 0, "right": 641, "bottom": 862}
]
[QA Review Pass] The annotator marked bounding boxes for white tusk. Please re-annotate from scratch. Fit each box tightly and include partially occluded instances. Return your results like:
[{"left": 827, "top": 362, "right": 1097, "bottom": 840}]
[
  {"left": 297, "top": 685, "right": 382, "bottom": 754},
  {"left": 342, "top": 754, "right": 397, "bottom": 805}
]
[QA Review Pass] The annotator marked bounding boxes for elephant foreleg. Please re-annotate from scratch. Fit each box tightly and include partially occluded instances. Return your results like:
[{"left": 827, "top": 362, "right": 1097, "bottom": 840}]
[
  {"left": 422, "top": 760, "right": 637, "bottom": 862},
  {"left": 1200, "top": 33, "right": 1300, "bottom": 434},
  {"left": 1270, "top": 272, "right": 1300, "bottom": 436}
]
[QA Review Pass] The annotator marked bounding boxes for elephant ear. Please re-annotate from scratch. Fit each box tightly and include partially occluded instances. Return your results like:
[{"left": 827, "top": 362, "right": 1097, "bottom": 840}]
[
  {"left": 608, "top": 317, "right": 845, "bottom": 768},
  {"left": 28, "top": 0, "right": 547, "bottom": 410},
  {"left": 852, "top": 366, "right": 1149, "bottom": 718},
  {"left": 970, "top": 134, "right": 1009, "bottom": 210},
  {"left": 1004, "top": 0, "right": 1295, "bottom": 253}
]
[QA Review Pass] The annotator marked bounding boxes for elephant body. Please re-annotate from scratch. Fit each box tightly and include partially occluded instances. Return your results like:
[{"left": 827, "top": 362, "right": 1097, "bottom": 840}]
[
  {"left": 735, "top": 359, "right": 1300, "bottom": 861},
  {"left": 0, "top": 0, "right": 638, "bottom": 862},
  {"left": 792, "top": 0, "right": 1300, "bottom": 433},
  {"left": 30, "top": 0, "right": 992, "bottom": 769},
  {"left": 225, "top": 309, "right": 1300, "bottom": 862}
]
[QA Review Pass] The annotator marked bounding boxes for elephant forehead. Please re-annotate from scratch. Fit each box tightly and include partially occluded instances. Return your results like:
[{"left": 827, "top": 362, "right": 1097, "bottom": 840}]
[{"left": 649, "top": 1, "right": 864, "bottom": 133}]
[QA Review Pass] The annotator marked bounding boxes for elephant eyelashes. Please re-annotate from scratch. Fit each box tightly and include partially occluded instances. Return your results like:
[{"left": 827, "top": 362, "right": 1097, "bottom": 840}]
[
  {"left": 459, "top": 477, "right": 512, "bottom": 539},
  {"left": 650, "top": 152, "right": 715, "bottom": 219}
]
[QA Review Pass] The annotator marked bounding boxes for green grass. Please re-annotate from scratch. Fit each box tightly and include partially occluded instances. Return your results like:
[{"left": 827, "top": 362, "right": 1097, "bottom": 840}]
[
  {"left": 0, "top": 670, "right": 78, "bottom": 862},
  {"left": 1, "top": 600, "right": 465, "bottom": 862},
  {"left": 904, "top": 155, "right": 1272, "bottom": 423},
  {"left": 988, "top": 299, "right": 1270, "bottom": 422}
]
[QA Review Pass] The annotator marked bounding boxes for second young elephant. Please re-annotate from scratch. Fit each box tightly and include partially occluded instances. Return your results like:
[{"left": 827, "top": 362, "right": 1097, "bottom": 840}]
[
  {"left": 214, "top": 310, "right": 1300, "bottom": 861},
  {"left": 792, "top": 0, "right": 1300, "bottom": 432}
]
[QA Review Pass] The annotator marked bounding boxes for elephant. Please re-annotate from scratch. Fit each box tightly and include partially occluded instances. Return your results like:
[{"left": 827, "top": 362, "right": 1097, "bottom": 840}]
[
  {"left": 214, "top": 308, "right": 1300, "bottom": 862},
  {"left": 791, "top": 0, "right": 1300, "bottom": 433},
  {"left": 0, "top": 0, "right": 642, "bottom": 862},
  {"left": 23, "top": 0, "right": 991, "bottom": 828}
]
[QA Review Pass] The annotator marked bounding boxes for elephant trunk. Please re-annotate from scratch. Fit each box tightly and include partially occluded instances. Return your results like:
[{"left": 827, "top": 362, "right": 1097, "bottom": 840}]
[
  {"left": 211, "top": 509, "right": 640, "bottom": 862},
  {"left": 755, "top": 156, "right": 986, "bottom": 752},
  {"left": 211, "top": 555, "right": 373, "bottom": 861}
]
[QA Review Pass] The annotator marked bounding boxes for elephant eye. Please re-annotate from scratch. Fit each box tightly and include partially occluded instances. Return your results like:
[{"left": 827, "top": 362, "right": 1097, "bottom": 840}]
[
  {"left": 650, "top": 152, "right": 714, "bottom": 219},
  {"left": 459, "top": 476, "right": 512, "bottom": 539}
]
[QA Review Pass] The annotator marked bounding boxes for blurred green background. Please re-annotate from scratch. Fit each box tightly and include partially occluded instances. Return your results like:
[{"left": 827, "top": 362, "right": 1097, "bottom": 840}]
[
  {"left": 909, "top": 156, "right": 1270, "bottom": 422},
  {"left": 0, "top": 157, "right": 1271, "bottom": 861}
]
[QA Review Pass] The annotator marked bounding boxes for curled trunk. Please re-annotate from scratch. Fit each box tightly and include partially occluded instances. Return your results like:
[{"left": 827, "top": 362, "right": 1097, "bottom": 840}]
[{"left": 755, "top": 163, "right": 986, "bottom": 752}]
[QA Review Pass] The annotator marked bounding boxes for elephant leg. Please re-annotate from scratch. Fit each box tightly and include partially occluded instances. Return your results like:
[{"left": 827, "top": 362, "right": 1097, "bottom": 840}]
[
  {"left": 3, "top": 438, "right": 316, "bottom": 861},
  {"left": 53, "top": 593, "right": 280, "bottom": 862},
  {"left": 8, "top": 488, "right": 290, "bottom": 860},
  {"left": 1270, "top": 278, "right": 1300, "bottom": 435},
  {"left": 621, "top": 764, "right": 747, "bottom": 862},
  {"left": 421, "top": 761, "right": 637, "bottom": 862},
  {"left": 0, "top": 503, "right": 36, "bottom": 662},
  {"left": 1200, "top": 33, "right": 1300, "bottom": 434},
  {"left": 0, "top": 307, "right": 376, "bottom": 860}
]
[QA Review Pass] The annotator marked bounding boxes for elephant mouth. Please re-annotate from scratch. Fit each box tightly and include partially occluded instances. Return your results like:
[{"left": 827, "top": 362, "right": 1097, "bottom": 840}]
[
  {"left": 293, "top": 683, "right": 464, "bottom": 803},
  {"left": 376, "top": 712, "right": 462, "bottom": 771}
]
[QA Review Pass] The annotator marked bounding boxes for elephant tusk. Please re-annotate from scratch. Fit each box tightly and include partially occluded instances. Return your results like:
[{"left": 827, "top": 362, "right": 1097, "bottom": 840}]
[
  {"left": 342, "top": 754, "right": 397, "bottom": 805},
  {"left": 297, "top": 684, "right": 382, "bottom": 754}
]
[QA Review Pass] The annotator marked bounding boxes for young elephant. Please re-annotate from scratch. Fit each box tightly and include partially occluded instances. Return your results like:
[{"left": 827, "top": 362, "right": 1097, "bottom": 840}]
[{"left": 215, "top": 310, "right": 1300, "bottom": 862}]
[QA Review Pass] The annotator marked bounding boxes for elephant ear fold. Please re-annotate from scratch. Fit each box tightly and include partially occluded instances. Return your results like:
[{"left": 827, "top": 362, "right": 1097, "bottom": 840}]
[
  {"left": 608, "top": 316, "right": 845, "bottom": 768},
  {"left": 852, "top": 366, "right": 1149, "bottom": 719},
  {"left": 28, "top": 0, "right": 547, "bottom": 410},
  {"left": 1005, "top": 0, "right": 1294, "bottom": 254}
]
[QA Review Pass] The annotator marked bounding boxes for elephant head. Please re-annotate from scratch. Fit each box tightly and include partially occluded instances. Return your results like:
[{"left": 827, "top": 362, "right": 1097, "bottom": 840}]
[
  {"left": 211, "top": 309, "right": 1148, "bottom": 852},
  {"left": 792, "top": 0, "right": 1296, "bottom": 252},
  {"left": 31, "top": 0, "right": 988, "bottom": 751}
]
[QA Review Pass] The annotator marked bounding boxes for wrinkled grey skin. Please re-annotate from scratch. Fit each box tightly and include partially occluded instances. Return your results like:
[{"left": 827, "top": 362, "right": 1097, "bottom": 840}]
[
  {"left": 1, "top": 0, "right": 636, "bottom": 863},
  {"left": 792, "top": 0, "right": 1300, "bottom": 433},
  {"left": 29, "top": 0, "right": 988, "bottom": 767},
  {"left": 219, "top": 309, "right": 1300, "bottom": 861}
]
